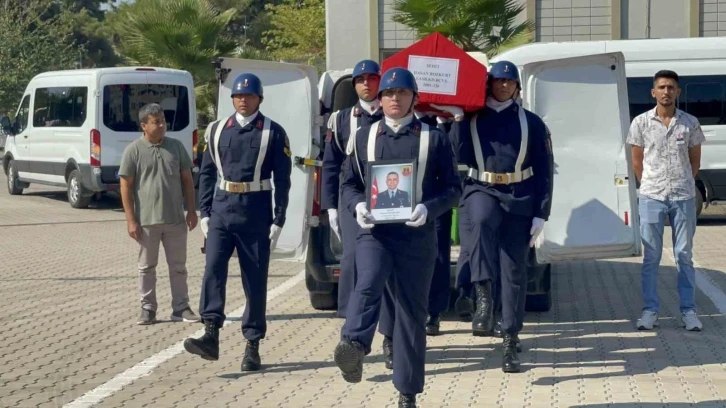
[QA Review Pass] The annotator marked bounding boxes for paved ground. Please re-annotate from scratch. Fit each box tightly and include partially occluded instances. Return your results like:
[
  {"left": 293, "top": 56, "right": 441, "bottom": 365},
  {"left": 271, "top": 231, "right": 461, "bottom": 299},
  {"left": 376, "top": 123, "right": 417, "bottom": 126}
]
[{"left": 1, "top": 173, "right": 726, "bottom": 408}]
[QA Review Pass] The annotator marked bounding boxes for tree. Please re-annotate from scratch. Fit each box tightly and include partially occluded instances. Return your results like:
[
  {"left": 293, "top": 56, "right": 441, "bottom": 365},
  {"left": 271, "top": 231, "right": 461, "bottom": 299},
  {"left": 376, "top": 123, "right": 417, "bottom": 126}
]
[
  {"left": 109, "top": 0, "right": 239, "bottom": 122},
  {"left": 0, "top": 0, "right": 79, "bottom": 115},
  {"left": 263, "top": 0, "right": 325, "bottom": 71},
  {"left": 391, "top": 0, "right": 535, "bottom": 57}
]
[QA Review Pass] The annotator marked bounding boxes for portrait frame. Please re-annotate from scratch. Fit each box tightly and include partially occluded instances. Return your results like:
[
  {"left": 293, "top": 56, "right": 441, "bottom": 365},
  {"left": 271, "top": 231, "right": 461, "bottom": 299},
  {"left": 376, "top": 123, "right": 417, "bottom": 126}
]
[{"left": 366, "top": 159, "right": 417, "bottom": 224}]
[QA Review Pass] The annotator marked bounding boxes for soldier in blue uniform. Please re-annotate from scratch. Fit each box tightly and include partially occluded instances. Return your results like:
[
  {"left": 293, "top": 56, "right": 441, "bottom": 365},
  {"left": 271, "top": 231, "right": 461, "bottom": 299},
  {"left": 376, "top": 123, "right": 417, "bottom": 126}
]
[
  {"left": 455, "top": 60, "right": 554, "bottom": 372},
  {"left": 322, "top": 59, "right": 383, "bottom": 318},
  {"left": 333, "top": 67, "right": 461, "bottom": 408},
  {"left": 183, "top": 73, "right": 292, "bottom": 372}
]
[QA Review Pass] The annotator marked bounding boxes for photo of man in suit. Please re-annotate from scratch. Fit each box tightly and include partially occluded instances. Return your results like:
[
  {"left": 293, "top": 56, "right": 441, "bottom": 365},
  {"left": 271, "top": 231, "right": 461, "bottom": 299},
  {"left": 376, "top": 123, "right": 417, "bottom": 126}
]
[{"left": 376, "top": 171, "right": 411, "bottom": 209}]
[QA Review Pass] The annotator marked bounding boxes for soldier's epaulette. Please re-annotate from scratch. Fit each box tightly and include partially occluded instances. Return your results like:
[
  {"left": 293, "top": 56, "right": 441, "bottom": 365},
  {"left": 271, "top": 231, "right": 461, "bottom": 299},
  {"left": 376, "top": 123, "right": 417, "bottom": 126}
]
[
  {"left": 376, "top": 122, "right": 385, "bottom": 136},
  {"left": 256, "top": 119, "right": 264, "bottom": 129},
  {"left": 412, "top": 124, "right": 421, "bottom": 136},
  {"left": 353, "top": 106, "right": 361, "bottom": 117},
  {"left": 225, "top": 117, "right": 235, "bottom": 129}
]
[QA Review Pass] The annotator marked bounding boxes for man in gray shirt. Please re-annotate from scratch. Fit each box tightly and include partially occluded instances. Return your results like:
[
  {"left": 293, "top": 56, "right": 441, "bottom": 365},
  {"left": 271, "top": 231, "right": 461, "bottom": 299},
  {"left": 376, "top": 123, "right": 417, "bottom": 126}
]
[
  {"left": 627, "top": 70, "right": 705, "bottom": 332},
  {"left": 119, "top": 103, "right": 200, "bottom": 325}
]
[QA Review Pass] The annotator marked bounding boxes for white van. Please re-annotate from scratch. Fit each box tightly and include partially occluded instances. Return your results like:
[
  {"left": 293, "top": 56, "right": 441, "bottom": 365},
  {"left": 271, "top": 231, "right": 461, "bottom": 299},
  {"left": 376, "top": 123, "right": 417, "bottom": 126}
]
[
  {"left": 209, "top": 50, "right": 639, "bottom": 313},
  {"left": 492, "top": 37, "right": 726, "bottom": 217},
  {"left": 1, "top": 67, "right": 198, "bottom": 208}
]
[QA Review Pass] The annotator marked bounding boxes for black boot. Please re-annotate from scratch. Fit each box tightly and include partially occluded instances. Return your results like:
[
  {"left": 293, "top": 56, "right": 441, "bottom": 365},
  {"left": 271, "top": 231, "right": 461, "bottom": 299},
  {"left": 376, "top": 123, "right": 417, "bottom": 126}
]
[
  {"left": 502, "top": 333, "right": 521, "bottom": 373},
  {"left": 241, "top": 339, "right": 261, "bottom": 371},
  {"left": 493, "top": 319, "right": 503, "bottom": 338},
  {"left": 398, "top": 392, "right": 416, "bottom": 408},
  {"left": 454, "top": 292, "right": 474, "bottom": 322},
  {"left": 334, "top": 339, "right": 365, "bottom": 383},
  {"left": 472, "top": 281, "right": 494, "bottom": 336},
  {"left": 382, "top": 336, "right": 393, "bottom": 370},
  {"left": 425, "top": 315, "right": 441, "bottom": 336},
  {"left": 183, "top": 320, "right": 220, "bottom": 361}
]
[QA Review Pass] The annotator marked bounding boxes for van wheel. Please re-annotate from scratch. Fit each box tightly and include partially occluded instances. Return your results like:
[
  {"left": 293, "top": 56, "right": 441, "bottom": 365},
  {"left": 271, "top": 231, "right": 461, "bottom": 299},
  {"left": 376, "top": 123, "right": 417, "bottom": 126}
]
[
  {"left": 309, "top": 292, "right": 337, "bottom": 310},
  {"left": 67, "top": 169, "right": 91, "bottom": 209},
  {"left": 6, "top": 160, "right": 23, "bottom": 195}
]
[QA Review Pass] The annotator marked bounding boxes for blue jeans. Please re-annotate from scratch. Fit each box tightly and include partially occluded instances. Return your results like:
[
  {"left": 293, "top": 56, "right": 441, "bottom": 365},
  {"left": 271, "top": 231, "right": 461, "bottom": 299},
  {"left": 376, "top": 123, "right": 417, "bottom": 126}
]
[{"left": 638, "top": 195, "right": 697, "bottom": 313}]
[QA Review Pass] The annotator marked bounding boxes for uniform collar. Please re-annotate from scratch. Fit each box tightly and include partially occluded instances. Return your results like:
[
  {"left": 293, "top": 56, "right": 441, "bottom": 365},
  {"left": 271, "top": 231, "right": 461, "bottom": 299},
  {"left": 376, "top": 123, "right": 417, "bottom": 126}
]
[
  {"left": 358, "top": 99, "right": 380, "bottom": 115},
  {"left": 486, "top": 96, "right": 515, "bottom": 113},
  {"left": 227, "top": 111, "right": 265, "bottom": 130},
  {"left": 235, "top": 111, "right": 259, "bottom": 128},
  {"left": 380, "top": 116, "right": 422, "bottom": 136}
]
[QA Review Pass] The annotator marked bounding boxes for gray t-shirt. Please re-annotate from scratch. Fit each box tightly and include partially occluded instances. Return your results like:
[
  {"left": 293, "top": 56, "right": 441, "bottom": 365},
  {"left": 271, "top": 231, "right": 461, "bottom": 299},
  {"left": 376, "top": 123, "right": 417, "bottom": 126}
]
[
  {"left": 626, "top": 107, "right": 706, "bottom": 201},
  {"left": 119, "top": 136, "right": 193, "bottom": 226}
]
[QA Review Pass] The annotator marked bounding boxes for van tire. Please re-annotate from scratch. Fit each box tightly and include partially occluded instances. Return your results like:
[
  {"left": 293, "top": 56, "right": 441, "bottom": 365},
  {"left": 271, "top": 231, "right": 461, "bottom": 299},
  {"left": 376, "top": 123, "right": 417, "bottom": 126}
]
[
  {"left": 67, "top": 169, "right": 91, "bottom": 209},
  {"left": 309, "top": 292, "right": 337, "bottom": 311},
  {"left": 6, "top": 160, "right": 23, "bottom": 195}
]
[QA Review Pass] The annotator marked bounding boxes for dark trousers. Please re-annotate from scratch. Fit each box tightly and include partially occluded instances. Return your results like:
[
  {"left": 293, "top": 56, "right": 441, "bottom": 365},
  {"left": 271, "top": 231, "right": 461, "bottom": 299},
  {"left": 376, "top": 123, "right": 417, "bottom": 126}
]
[
  {"left": 342, "top": 233, "right": 436, "bottom": 395},
  {"left": 455, "top": 198, "right": 474, "bottom": 297},
  {"left": 337, "top": 203, "right": 359, "bottom": 317},
  {"left": 465, "top": 191, "right": 531, "bottom": 334},
  {"left": 199, "top": 214, "right": 271, "bottom": 341},
  {"left": 378, "top": 210, "right": 452, "bottom": 338}
]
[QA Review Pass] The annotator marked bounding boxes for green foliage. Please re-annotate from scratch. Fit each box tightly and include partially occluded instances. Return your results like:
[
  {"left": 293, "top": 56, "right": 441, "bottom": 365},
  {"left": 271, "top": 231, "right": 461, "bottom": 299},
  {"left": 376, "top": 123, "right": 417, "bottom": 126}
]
[
  {"left": 392, "top": 0, "right": 535, "bottom": 56},
  {"left": 263, "top": 0, "right": 325, "bottom": 71},
  {"left": 0, "top": 0, "right": 79, "bottom": 115}
]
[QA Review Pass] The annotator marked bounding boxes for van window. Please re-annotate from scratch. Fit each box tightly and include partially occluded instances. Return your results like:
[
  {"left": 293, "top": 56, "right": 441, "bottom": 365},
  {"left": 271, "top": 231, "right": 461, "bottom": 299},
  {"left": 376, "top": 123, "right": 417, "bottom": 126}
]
[
  {"left": 103, "top": 84, "right": 190, "bottom": 132},
  {"left": 32, "top": 87, "right": 88, "bottom": 128},
  {"left": 627, "top": 75, "right": 726, "bottom": 125},
  {"left": 15, "top": 95, "right": 30, "bottom": 133}
]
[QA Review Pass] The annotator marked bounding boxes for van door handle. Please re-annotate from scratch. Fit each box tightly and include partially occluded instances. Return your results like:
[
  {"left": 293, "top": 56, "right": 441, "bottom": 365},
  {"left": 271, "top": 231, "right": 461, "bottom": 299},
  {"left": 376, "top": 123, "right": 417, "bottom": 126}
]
[{"left": 23, "top": 135, "right": 27, "bottom": 138}]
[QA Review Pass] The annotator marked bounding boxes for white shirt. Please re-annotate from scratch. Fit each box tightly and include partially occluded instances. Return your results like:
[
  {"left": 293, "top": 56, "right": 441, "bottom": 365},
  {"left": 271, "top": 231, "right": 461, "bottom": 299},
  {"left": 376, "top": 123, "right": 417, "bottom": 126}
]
[
  {"left": 626, "top": 107, "right": 706, "bottom": 201},
  {"left": 235, "top": 111, "right": 259, "bottom": 128},
  {"left": 359, "top": 99, "right": 380, "bottom": 115}
]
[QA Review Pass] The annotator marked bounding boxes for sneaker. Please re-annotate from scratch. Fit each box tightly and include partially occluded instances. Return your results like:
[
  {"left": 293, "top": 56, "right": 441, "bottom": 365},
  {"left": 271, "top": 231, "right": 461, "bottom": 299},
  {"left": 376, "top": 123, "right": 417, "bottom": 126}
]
[
  {"left": 636, "top": 310, "right": 658, "bottom": 330},
  {"left": 682, "top": 310, "right": 703, "bottom": 331},
  {"left": 137, "top": 309, "right": 156, "bottom": 325},
  {"left": 171, "top": 308, "right": 200, "bottom": 323}
]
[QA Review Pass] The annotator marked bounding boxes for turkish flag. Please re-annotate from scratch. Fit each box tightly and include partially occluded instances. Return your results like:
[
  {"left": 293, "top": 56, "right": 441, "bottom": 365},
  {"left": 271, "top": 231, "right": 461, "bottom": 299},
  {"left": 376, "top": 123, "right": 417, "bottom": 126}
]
[
  {"left": 381, "top": 32, "right": 488, "bottom": 114},
  {"left": 371, "top": 175, "right": 378, "bottom": 209}
]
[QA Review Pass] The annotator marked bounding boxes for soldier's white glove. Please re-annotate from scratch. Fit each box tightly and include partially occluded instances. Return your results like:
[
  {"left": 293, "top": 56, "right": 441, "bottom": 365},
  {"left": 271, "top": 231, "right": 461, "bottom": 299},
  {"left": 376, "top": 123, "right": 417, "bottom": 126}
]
[
  {"left": 355, "top": 202, "right": 375, "bottom": 229},
  {"left": 530, "top": 217, "right": 545, "bottom": 247},
  {"left": 201, "top": 217, "right": 210, "bottom": 238},
  {"left": 269, "top": 224, "right": 282, "bottom": 251},
  {"left": 430, "top": 104, "right": 464, "bottom": 121},
  {"left": 406, "top": 204, "right": 428, "bottom": 227},
  {"left": 328, "top": 209, "right": 342, "bottom": 241}
]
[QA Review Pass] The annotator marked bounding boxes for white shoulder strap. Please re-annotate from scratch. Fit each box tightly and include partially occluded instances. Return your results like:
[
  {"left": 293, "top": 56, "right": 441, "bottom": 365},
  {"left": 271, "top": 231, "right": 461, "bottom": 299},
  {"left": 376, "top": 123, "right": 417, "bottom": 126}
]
[
  {"left": 253, "top": 117, "right": 272, "bottom": 185},
  {"left": 514, "top": 105, "right": 529, "bottom": 173},
  {"left": 327, "top": 110, "right": 342, "bottom": 152},
  {"left": 367, "top": 122, "right": 378, "bottom": 163},
  {"left": 210, "top": 119, "right": 225, "bottom": 180},
  {"left": 469, "top": 114, "right": 486, "bottom": 173},
  {"left": 415, "top": 123, "right": 430, "bottom": 204},
  {"left": 348, "top": 108, "right": 357, "bottom": 151}
]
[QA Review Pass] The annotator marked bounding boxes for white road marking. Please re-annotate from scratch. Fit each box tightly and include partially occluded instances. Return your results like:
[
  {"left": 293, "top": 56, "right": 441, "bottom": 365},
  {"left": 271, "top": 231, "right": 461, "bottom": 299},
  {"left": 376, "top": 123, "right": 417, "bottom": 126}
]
[
  {"left": 64, "top": 269, "right": 306, "bottom": 408},
  {"left": 664, "top": 246, "right": 726, "bottom": 314}
]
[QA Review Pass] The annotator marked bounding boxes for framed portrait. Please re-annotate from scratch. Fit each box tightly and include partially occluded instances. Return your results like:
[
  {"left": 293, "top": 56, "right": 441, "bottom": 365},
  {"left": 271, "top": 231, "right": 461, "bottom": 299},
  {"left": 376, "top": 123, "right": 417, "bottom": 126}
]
[{"left": 366, "top": 159, "right": 417, "bottom": 224}]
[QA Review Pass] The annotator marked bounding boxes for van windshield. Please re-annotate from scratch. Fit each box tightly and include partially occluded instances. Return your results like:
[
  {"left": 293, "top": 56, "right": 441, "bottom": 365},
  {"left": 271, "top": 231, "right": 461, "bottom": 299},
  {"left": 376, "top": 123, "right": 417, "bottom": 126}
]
[{"left": 103, "top": 84, "right": 190, "bottom": 132}]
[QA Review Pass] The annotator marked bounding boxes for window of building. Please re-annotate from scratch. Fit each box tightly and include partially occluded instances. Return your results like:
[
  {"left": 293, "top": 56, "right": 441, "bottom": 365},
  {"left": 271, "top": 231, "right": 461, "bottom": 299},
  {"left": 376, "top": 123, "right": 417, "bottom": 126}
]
[
  {"left": 33, "top": 87, "right": 88, "bottom": 128},
  {"left": 626, "top": 75, "right": 726, "bottom": 125},
  {"left": 103, "top": 84, "right": 190, "bottom": 132}
]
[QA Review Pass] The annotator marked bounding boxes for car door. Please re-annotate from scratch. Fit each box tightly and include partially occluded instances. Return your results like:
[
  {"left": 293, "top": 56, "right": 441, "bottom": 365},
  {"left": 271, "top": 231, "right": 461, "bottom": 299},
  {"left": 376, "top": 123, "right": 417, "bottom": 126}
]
[
  {"left": 217, "top": 58, "right": 320, "bottom": 261},
  {"left": 11, "top": 94, "right": 32, "bottom": 176},
  {"left": 520, "top": 51, "right": 641, "bottom": 264}
]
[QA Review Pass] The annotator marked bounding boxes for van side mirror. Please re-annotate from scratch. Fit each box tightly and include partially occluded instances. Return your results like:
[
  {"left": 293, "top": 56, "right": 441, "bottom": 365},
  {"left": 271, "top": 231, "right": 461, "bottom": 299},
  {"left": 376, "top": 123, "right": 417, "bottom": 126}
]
[{"left": 0, "top": 116, "right": 11, "bottom": 133}]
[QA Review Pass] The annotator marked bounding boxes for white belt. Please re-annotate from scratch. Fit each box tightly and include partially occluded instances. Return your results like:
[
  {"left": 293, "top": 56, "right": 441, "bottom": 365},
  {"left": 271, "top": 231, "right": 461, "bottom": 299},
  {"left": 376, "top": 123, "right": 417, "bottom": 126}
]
[
  {"left": 219, "top": 179, "right": 272, "bottom": 193},
  {"left": 467, "top": 167, "right": 533, "bottom": 185}
]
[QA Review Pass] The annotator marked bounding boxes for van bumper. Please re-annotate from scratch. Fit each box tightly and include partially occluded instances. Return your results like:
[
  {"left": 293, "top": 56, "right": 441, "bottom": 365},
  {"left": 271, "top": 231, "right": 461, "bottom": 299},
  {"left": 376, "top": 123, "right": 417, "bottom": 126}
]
[{"left": 78, "top": 164, "right": 119, "bottom": 192}]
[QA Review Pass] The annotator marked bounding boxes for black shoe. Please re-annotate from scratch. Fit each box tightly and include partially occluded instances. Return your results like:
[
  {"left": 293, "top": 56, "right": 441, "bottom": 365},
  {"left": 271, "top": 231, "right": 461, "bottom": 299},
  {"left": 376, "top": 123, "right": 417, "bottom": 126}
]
[
  {"left": 183, "top": 320, "right": 220, "bottom": 361},
  {"left": 493, "top": 320, "right": 503, "bottom": 338},
  {"left": 398, "top": 393, "right": 416, "bottom": 408},
  {"left": 382, "top": 336, "right": 393, "bottom": 370},
  {"left": 454, "top": 294, "right": 474, "bottom": 322},
  {"left": 502, "top": 333, "right": 521, "bottom": 373},
  {"left": 334, "top": 340, "right": 365, "bottom": 383},
  {"left": 241, "top": 340, "right": 261, "bottom": 371},
  {"left": 425, "top": 315, "right": 441, "bottom": 336},
  {"left": 472, "top": 281, "right": 494, "bottom": 336}
]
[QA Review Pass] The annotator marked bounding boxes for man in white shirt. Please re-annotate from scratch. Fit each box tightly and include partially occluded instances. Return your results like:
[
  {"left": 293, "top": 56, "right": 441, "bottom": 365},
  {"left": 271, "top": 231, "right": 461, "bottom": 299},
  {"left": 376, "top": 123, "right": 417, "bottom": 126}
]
[{"left": 627, "top": 70, "right": 705, "bottom": 332}]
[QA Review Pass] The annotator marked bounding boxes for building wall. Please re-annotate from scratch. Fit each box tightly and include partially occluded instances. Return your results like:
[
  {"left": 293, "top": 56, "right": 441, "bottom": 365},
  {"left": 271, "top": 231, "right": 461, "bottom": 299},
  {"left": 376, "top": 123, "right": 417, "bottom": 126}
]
[
  {"left": 325, "top": 0, "right": 376, "bottom": 70},
  {"left": 536, "top": 0, "right": 613, "bottom": 42},
  {"left": 701, "top": 0, "right": 726, "bottom": 37},
  {"left": 621, "top": 0, "right": 691, "bottom": 39}
]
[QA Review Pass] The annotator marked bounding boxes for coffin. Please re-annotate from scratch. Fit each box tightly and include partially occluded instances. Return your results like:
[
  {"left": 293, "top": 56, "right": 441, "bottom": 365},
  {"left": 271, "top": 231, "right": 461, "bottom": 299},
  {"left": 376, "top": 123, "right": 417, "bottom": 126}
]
[{"left": 381, "top": 32, "right": 488, "bottom": 114}]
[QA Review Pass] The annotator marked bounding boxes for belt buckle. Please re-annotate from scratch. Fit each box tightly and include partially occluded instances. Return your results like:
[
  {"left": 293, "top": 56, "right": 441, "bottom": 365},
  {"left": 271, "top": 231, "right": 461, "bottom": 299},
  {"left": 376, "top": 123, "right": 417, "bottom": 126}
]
[
  {"left": 494, "top": 173, "right": 508, "bottom": 184},
  {"left": 230, "top": 183, "right": 245, "bottom": 193}
]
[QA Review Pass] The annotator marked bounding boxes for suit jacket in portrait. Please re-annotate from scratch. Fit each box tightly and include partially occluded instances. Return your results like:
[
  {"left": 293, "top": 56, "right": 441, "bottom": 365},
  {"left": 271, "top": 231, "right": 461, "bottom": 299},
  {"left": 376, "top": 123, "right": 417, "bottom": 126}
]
[{"left": 375, "top": 189, "right": 411, "bottom": 209}]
